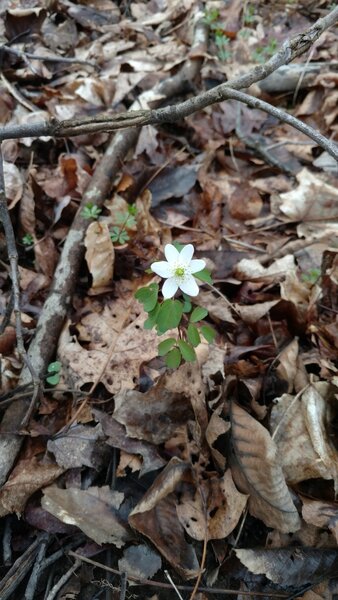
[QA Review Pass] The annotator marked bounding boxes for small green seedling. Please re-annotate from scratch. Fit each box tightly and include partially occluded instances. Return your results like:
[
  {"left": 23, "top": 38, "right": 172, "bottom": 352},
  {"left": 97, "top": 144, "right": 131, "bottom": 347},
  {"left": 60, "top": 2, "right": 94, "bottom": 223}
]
[
  {"left": 110, "top": 203, "right": 137, "bottom": 244},
  {"left": 46, "top": 361, "right": 62, "bottom": 386},
  {"left": 81, "top": 203, "right": 102, "bottom": 220},
  {"left": 21, "top": 233, "right": 34, "bottom": 246}
]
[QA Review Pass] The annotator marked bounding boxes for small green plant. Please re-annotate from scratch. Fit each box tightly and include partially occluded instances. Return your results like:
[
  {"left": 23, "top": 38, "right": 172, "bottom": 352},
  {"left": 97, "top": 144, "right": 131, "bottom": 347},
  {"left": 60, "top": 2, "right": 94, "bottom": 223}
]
[
  {"left": 110, "top": 203, "right": 137, "bottom": 244},
  {"left": 243, "top": 3, "right": 256, "bottom": 25},
  {"left": 135, "top": 243, "right": 216, "bottom": 369},
  {"left": 81, "top": 202, "right": 102, "bottom": 220},
  {"left": 301, "top": 268, "right": 321, "bottom": 284},
  {"left": 252, "top": 38, "right": 277, "bottom": 63},
  {"left": 203, "top": 8, "right": 232, "bottom": 62},
  {"left": 214, "top": 32, "right": 232, "bottom": 61},
  {"left": 46, "top": 361, "right": 62, "bottom": 385},
  {"left": 21, "top": 233, "right": 34, "bottom": 246}
]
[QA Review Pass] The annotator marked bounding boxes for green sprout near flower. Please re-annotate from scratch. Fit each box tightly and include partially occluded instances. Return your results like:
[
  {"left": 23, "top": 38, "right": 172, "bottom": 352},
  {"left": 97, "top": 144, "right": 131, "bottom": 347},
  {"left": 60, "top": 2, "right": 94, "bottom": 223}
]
[
  {"left": 110, "top": 203, "right": 137, "bottom": 245},
  {"left": 81, "top": 202, "right": 102, "bottom": 220},
  {"left": 135, "top": 244, "right": 216, "bottom": 369}
]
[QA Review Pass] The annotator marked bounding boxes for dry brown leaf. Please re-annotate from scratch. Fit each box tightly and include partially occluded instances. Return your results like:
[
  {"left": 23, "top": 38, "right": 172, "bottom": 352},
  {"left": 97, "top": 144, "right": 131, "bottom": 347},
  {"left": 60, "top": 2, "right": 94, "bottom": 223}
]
[
  {"left": 205, "top": 409, "right": 230, "bottom": 470},
  {"left": 34, "top": 236, "right": 59, "bottom": 279},
  {"left": 0, "top": 458, "right": 64, "bottom": 517},
  {"left": 84, "top": 221, "right": 115, "bottom": 290},
  {"left": 176, "top": 470, "right": 248, "bottom": 541},
  {"left": 129, "top": 458, "right": 199, "bottom": 579},
  {"left": 113, "top": 362, "right": 206, "bottom": 445},
  {"left": 42, "top": 485, "right": 133, "bottom": 547},
  {"left": 233, "top": 300, "right": 279, "bottom": 325},
  {"left": 93, "top": 409, "right": 166, "bottom": 476},
  {"left": 271, "top": 384, "right": 338, "bottom": 490},
  {"left": 47, "top": 424, "right": 110, "bottom": 470},
  {"left": 57, "top": 293, "right": 161, "bottom": 394},
  {"left": 230, "top": 403, "right": 301, "bottom": 532}
]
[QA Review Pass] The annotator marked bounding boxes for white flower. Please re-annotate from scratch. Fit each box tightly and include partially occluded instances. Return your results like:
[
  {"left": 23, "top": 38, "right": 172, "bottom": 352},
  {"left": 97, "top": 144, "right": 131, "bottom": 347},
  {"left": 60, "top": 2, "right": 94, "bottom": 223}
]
[{"left": 151, "top": 244, "right": 206, "bottom": 298}]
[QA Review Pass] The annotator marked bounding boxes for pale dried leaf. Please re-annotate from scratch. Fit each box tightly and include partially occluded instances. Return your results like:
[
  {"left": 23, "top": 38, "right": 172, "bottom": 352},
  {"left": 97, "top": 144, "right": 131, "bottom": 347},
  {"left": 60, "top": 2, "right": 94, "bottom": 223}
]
[
  {"left": 4, "top": 160, "right": 23, "bottom": 208},
  {"left": 47, "top": 424, "right": 110, "bottom": 470},
  {"left": 231, "top": 403, "right": 301, "bottom": 532},
  {"left": 234, "top": 255, "right": 296, "bottom": 283},
  {"left": 84, "top": 221, "right": 114, "bottom": 289},
  {"left": 42, "top": 486, "right": 132, "bottom": 547},
  {"left": 302, "top": 497, "right": 338, "bottom": 544}
]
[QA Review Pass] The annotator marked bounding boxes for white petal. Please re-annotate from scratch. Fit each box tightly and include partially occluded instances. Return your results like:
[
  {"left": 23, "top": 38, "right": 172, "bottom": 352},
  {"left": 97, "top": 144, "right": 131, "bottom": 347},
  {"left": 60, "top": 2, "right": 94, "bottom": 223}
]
[
  {"left": 179, "top": 275, "right": 199, "bottom": 297},
  {"left": 180, "top": 244, "right": 194, "bottom": 263},
  {"left": 189, "top": 259, "right": 206, "bottom": 274},
  {"left": 164, "top": 244, "right": 179, "bottom": 264},
  {"left": 150, "top": 261, "right": 172, "bottom": 278},
  {"left": 162, "top": 277, "right": 178, "bottom": 298}
]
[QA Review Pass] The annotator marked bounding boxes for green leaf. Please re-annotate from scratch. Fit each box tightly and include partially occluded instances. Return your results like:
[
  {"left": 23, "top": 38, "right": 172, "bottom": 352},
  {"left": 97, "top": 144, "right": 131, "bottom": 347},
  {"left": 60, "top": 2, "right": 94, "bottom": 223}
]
[
  {"left": 182, "top": 293, "right": 192, "bottom": 313},
  {"left": 46, "top": 373, "right": 60, "bottom": 386},
  {"left": 177, "top": 340, "right": 196, "bottom": 362},
  {"left": 200, "top": 324, "right": 216, "bottom": 343},
  {"left": 47, "top": 361, "right": 62, "bottom": 373},
  {"left": 135, "top": 283, "right": 159, "bottom": 312},
  {"left": 187, "top": 324, "right": 201, "bottom": 347},
  {"left": 190, "top": 306, "right": 208, "bottom": 323},
  {"left": 115, "top": 211, "right": 127, "bottom": 225},
  {"left": 118, "top": 230, "right": 130, "bottom": 243},
  {"left": 158, "top": 338, "right": 177, "bottom": 356},
  {"left": 144, "top": 304, "right": 160, "bottom": 329},
  {"left": 156, "top": 299, "right": 184, "bottom": 334},
  {"left": 165, "top": 347, "right": 182, "bottom": 369},
  {"left": 195, "top": 268, "right": 213, "bottom": 284}
]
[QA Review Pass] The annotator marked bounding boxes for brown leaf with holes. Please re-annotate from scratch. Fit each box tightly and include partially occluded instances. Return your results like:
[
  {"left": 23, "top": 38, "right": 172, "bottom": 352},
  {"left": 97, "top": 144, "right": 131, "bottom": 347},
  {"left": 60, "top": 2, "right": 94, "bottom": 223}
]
[
  {"left": 176, "top": 470, "right": 248, "bottom": 541},
  {"left": 230, "top": 403, "right": 301, "bottom": 532}
]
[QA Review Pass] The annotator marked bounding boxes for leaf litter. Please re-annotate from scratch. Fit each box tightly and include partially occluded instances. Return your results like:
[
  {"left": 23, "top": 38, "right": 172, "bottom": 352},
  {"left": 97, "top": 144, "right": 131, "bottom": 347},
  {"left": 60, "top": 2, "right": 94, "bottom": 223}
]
[{"left": 0, "top": 0, "right": 338, "bottom": 598}]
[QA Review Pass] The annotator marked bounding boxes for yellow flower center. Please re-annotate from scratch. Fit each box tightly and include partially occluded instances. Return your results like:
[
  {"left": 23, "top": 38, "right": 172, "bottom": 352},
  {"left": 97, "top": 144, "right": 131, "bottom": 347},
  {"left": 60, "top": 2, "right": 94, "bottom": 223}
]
[{"left": 174, "top": 266, "right": 185, "bottom": 277}]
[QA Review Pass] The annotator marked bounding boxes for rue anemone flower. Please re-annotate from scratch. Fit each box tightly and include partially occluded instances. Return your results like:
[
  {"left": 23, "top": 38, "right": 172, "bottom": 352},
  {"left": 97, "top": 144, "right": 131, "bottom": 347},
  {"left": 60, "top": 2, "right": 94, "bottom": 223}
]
[{"left": 151, "top": 244, "right": 206, "bottom": 298}]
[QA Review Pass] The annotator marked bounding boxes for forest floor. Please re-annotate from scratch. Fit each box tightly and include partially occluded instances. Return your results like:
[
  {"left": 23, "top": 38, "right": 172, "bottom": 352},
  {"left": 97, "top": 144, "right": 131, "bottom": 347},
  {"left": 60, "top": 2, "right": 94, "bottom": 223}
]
[{"left": 0, "top": 1, "right": 338, "bottom": 599}]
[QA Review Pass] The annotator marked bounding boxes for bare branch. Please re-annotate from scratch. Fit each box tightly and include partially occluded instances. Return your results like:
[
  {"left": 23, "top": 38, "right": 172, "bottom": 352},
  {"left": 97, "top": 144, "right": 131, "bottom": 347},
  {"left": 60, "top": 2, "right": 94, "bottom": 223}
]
[{"left": 0, "top": 5, "right": 337, "bottom": 161}]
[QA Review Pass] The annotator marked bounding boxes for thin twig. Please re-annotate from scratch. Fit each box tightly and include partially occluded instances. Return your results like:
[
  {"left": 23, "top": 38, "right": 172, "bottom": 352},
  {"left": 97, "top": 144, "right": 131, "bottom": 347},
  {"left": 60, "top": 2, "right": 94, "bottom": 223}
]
[
  {"left": 24, "top": 535, "right": 50, "bottom": 600},
  {"left": 0, "top": 145, "right": 41, "bottom": 425},
  {"left": 68, "top": 551, "right": 289, "bottom": 597},
  {"left": 45, "top": 559, "right": 81, "bottom": 600},
  {"left": 164, "top": 570, "right": 184, "bottom": 600}
]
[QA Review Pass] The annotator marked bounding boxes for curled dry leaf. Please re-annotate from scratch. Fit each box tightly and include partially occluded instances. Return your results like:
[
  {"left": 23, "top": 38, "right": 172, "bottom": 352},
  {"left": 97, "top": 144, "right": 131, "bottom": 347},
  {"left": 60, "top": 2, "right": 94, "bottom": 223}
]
[
  {"left": 271, "top": 383, "right": 338, "bottom": 490},
  {"left": 234, "top": 255, "right": 296, "bottom": 283},
  {"left": 129, "top": 458, "right": 199, "bottom": 580},
  {"left": 205, "top": 408, "right": 230, "bottom": 471},
  {"left": 176, "top": 470, "right": 248, "bottom": 541},
  {"left": 235, "top": 548, "right": 338, "bottom": 586},
  {"left": 230, "top": 403, "right": 301, "bottom": 533},
  {"left": 84, "top": 221, "right": 115, "bottom": 290},
  {"left": 42, "top": 486, "right": 133, "bottom": 547},
  {"left": 273, "top": 168, "right": 338, "bottom": 221}
]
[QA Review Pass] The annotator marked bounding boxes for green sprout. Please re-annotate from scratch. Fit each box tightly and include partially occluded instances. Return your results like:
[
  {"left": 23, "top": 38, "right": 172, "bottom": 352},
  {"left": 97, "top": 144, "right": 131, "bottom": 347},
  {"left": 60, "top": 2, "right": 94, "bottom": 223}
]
[
  {"left": 21, "top": 233, "right": 34, "bottom": 246},
  {"left": 110, "top": 203, "right": 137, "bottom": 245},
  {"left": 46, "top": 361, "right": 62, "bottom": 386},
  {"left": 81, "top": 203, "right": 102, "bottom": 220},
  {"left": 301, "top": 268, "right": 321, "bottom": 285},
  {"left": 252, "top": 38, "right": 277, "bottom": 63}
]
